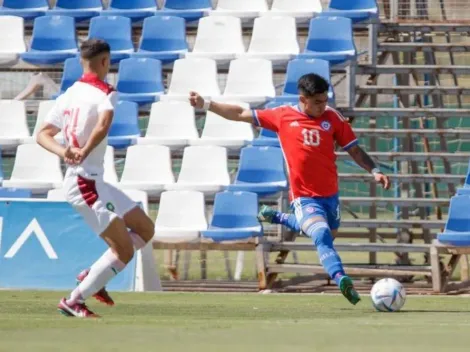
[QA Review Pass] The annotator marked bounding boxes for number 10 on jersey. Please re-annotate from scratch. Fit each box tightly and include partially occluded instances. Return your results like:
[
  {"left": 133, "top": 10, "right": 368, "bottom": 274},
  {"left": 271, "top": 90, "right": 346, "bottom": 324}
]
[{"left": 302, "top": 129, "right": 320, "bottom": 146}]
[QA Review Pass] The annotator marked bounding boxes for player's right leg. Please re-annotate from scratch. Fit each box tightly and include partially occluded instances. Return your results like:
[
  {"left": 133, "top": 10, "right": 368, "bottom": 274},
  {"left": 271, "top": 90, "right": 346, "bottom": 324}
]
[{"left": 258, "top": 205, "right": 301, "bottom": 233}]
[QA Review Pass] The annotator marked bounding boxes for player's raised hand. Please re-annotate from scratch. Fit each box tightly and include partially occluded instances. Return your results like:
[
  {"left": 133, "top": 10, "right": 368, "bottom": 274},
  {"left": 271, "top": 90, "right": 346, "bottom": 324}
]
[
  {"left": 189, "top": 91, "right": 204, "bottom": 109},
  {"left": 375, "top": 172, "right": 390, "bottom": 190}
]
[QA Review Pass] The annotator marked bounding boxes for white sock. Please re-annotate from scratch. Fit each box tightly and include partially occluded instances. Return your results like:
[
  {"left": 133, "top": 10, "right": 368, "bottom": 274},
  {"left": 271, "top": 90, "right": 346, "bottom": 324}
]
[
  {"left": 67, "top": 249, "right": 126, "bottom": 305},
  {"left": 129, "top": 232, "right": 147, "bottom": 250}
]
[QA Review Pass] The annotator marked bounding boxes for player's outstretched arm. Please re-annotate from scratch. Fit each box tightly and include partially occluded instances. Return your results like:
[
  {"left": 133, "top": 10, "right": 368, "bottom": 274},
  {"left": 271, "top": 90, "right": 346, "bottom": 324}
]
[
  {"left": 80, "top": 110, "right": 114, "bottom": 161},
  {"left": 189, "top": 91, "right": 253, "bottom": 123},
  {"left": 347, "top": 145, "right": 391, "bottom": 190}
]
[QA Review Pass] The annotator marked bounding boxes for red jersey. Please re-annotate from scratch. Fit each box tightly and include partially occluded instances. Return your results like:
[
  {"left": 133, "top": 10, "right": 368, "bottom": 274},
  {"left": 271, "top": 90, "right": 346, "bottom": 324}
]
[{"left": 252, "top": 105, "right": 358, "bottom": 199}]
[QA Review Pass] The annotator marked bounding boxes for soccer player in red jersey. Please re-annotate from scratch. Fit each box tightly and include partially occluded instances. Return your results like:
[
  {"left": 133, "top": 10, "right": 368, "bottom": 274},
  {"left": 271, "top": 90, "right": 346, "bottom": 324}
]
[{"left": 189, "top": 73, "right": 390, "bottom": 305}]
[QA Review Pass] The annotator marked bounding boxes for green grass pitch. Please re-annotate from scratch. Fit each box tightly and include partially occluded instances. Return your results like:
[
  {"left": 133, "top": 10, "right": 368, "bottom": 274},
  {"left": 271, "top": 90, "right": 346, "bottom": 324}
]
[{"left": 0, "top": 291, "right": 469, "bottom": 352}]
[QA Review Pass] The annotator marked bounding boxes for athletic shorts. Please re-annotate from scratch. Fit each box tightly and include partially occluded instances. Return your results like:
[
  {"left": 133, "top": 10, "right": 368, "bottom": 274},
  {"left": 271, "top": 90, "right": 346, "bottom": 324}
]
[
  {"left": 63, "top": 174, "right": 137, "bottom": 235},
  {"left": 292, "top": 194, "right": 341, "bottom": 231}
]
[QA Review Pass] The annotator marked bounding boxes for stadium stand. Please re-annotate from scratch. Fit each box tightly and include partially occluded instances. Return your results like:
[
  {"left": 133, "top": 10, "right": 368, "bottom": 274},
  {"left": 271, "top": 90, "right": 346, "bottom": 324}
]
[
  {"left": 0, "top": 16, "right": 26, "bottom": 67},
  {"left": 25, "top": 100, "right": 62, "bottom": 144},
  {"left": 0, "top": 0, "right": 469, "bottom": 294},
  {"left": 0, "top": 100, "right": 30, "bottom": 148},
  {"left": 0, "top": 187, "right": 32, "bottom": 198}
]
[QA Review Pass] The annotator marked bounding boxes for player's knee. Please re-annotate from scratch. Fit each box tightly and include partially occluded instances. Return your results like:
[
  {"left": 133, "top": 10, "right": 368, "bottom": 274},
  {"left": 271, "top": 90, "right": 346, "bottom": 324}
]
[
  {"left": 302, "top": 218, "right": 333, "bottom": 247},
  {"left": 124, "top": 207, "right": 154, "bottom": 244},
  {"left": 102, "top": 218, "right": 135, "bottom": 264}
]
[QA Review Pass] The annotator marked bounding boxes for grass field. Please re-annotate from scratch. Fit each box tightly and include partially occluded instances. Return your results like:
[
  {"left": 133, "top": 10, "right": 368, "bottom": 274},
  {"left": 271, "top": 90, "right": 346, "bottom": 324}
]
[{"left": 0, "top": 291, "right": 469, "bottom": 352}]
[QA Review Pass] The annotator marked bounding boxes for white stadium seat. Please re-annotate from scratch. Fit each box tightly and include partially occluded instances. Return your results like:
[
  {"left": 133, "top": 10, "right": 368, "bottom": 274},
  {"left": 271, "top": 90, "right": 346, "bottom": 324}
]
[
  {"left": 0, "top": 100, "right": 30, "bottom": 148},
  {"left": 153, "top": 190, "right": 207, "bottom": 243},
  {"left": 165, "top": 146, "right": 230, "bottom": 195},
  {"left": 242, "top": 16, "right": 299, "bottom": 64},
  {"left": 0, "top": 16, "right": 26, "bottom": 67},
  {"left": 267, "top": 0, "right": 322, "bottom": 20},
  {"left": 223, "top": 58, "right": 275, "bottom": 105},
  {"left": 3, "top": 144, "right": 63, "bottom": 192},
  {"left": 211, "top": 0, "right": 268, "bottom": 20},
  {"left": 119, "top": 145, "right": 175, "bottom": 196},
  {"left": 190, "top": 101, "right": 254, "bottom": 149},
  {"left": 161, "top": 58, "right": 220, "bottom": 101},
  {"left": 104, "top": 146, "right": 118, "bottom": 185},
  {"left": 138, "top": 101, "right": 198, "bottom": 148},
  {"left": 23, "top": 100, "right": 64, "bottom": 144},
  {"left": 184, "top": 16, "right": 245, "bottom": 64}
]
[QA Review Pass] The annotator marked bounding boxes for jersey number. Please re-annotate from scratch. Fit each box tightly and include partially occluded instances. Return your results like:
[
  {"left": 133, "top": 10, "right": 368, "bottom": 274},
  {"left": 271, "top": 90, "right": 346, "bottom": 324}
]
[{"left": 302, "top": 129, "right": 320, "bottom": 146}]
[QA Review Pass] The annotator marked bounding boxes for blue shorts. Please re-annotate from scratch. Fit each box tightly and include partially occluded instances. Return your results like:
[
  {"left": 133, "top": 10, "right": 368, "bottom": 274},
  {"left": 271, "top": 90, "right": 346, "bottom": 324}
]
[{"left": 291, "top": 194, "right": 341, "bottom": 231}]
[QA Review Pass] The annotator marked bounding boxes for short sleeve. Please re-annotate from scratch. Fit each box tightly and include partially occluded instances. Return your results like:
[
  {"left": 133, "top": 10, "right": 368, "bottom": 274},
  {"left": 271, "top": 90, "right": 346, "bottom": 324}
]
[
  {"left": 98, "top": 91, "right": 118, "bottom": 113},
  {"left": 333, "top": 111, "right": 358, "bottom": 150},
  {"left": 252, "top": 107, "right": 284, "bottom": 132},
  {"left": 44, "top": 98, "right": 64, "bottom": 129}
]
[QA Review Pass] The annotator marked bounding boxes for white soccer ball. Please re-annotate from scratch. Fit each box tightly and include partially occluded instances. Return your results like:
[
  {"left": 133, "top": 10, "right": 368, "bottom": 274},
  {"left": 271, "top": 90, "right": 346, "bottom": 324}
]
[{"left": 370, "top": 278, "right": 406, "bottom": 312}]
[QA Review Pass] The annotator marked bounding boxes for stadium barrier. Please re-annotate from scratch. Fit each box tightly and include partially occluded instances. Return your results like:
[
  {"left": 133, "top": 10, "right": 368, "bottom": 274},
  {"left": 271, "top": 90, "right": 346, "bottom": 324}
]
[{"left": 0, "top": 199, "right": 162, "bottom": 292}]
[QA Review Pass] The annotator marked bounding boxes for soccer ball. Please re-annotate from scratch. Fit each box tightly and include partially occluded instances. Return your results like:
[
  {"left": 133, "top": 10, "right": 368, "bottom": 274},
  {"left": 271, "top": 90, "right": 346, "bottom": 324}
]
[{"left": 370, "top": 278, "right": 406, "bottom": 312}]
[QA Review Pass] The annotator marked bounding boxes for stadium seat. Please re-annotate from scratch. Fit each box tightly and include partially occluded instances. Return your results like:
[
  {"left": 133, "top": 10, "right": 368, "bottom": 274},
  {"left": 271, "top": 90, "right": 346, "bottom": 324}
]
[
  {"left": 456, "top": 160, "right": 470, "bottom": 196},
  {"left": 165, "top": 146, "right": 230, "bottom": 194},
  {"left": 132, "top": 16, "right": 188, "bottom": 64},
  {"left": 23, "top": 100, "right": 64, "bottom": 144},
  {"left": 153, "top": 190, "right": 207, "bottom": 243},
  {"left": 49, "top": 0, "right": 102, "bottom": 22},
  {"left": 211, "top": 0, "right": 268, "bottom": 20},
  {"left": 0, "top": 150, "right": 3, "bottom": 184},
  {"left": 119, "top": 145, "right": 175, "bottom": 196},
  {"left": 21, "top": 15, "right": 78, "bottom": 65},
  {"left": 56, "top": 56, "right": 82, "bottom": 96},
  {"left": 138, "top": 101, "right": 198, "bottom": 148},
  {"left": 321, "top": 0, "right": 379, "bottom": 24},
  {"left": 223, "top": 58, "right": 275, "bottom": 105},
  {"left": 2, "top": 144, "right": 63, "bottom": 192},
  {"left": 104, "top": 146, "right": 118, "bottom": 184},
  {"left": 0, "top": 16, "right": 26, "bottom": 67},
  {"left": 0, "top": 0, "right": 48, "bottom": 21},
  {"left": 0, "top": 187, "right": 32, "bottom": 198},
  {"left": 160, "top": 0, "right": 211, "bottom": 22},
  {"left": 251, "top": 128, "right": 280, "bottom": 147},
  {"left": 190, "top": 101, "right": 254, "bottom": 149},
  {"left": 298, "top": 16, "right": 357, "bottom": 66},
  {"left": 267, "top": 0, "right": 322, "bottom": 21},
  {"left": 201, "top": 191, "right": 263, "bottom": 242},
  {"left": 227, "top": 146, "right": 287, "bottom": 196},
  {"left": 0, "top": 100, "right": 30, "bottom": 148},
  {"left": 102, "top": 0, "right": 157, "bottom": 22},
  {"left": 116, "top": 58, "right": 164, "bottom": 105},
  {"left": 242, "top": 15, "right": 298, "bottom": 65},
  {"left": 264, "top": 100, "right": 296, "bottom": 109},
  {"left": 88, "top": 16, "right": 134, "bottom": 64},
  {"left": 185, "top": 16, "right": 245, "bottom": 64},
  {"left": 437, "top": 196, "right": 470, "bottom": 246},
  {"left": 276, "top": 58, "right": 334, "bottom": 104},
  {"left": 108, "top": 101, "right": 140, "bottom": 149},
  {"left": 161, "top": 58, "right": 220, "bottom": 101}
]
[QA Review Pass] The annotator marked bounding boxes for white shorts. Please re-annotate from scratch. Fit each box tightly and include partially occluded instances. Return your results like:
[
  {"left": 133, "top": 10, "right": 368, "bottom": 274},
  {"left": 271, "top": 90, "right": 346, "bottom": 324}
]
[{"left": 63, "top": 175, "right": 137, "bottom": 235}]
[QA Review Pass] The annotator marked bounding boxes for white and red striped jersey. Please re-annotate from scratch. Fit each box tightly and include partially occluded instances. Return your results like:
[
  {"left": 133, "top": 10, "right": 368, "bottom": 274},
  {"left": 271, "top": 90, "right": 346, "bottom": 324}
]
[{"left": 45, "top": 73, "right": 118, "bottom": 180}]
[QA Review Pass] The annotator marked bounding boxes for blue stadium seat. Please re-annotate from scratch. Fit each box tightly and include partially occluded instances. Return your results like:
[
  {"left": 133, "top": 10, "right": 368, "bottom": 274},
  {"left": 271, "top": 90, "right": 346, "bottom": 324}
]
[
  {"left": 201, "top": 191, "right": 263, "bottom": 242},
  {"left": 252, "top": 128, "right": 280, "bottom": 147},
  {"left": 56, "top": 57, "right": 82, "bottom": 96},
  {"left": 276, "top": 58, "right": 335, "bottom": 104},
  {"left": 116, "top": 58, "right": 164, "bottom": 105},
  {"left": 133, "top": 16, "right": 188, "bottom": 64},
  {"left": 437, "top": 196, "right": 470, "bottom": 246},
  {"left": 49, "top": 0, "right": 102, "bottom": 22},
  {"left": 298, "top": 16, "right": 357, "bottom": 66},
  {"left": 108, "top": 101, "right": 140, "bottom": 149},
  {"left": 88, "top": 16, "right": 134, "bottom": 64},
  {"left": 456, "top": 160, "right": 470, "bottom": 196},
  {"left": 228, "top": 146, "right": 287, "bottom": 196},
  {"left": 0, "top": 0, "right": 48, "bottom": 21},
  {"left": 102, "top": 0, "right": 157, "bottom": 22},
  {"left": 21, "top": 16, "right": 78, "bottom": 65},
  {"left": 321, "top": 0, "right": 379, "bottom": 24},
  {"left": 0, "top": 187, "right": 32, "bottom": 198},
  {"left": 160, "top": 0, "right": 211, "bottom": 22},
  {"left": 264, "top": 101, "right": 296, "bottom": 109}
]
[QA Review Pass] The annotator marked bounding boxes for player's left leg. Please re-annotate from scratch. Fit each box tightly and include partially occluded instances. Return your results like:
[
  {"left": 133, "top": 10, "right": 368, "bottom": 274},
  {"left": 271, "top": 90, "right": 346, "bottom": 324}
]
[{"left": 294, "top": 197, "right": 360, "bottom": 305}]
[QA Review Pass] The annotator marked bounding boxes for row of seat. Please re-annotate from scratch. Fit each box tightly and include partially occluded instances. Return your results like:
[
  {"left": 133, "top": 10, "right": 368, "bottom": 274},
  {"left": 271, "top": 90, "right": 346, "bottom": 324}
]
[
  {"left": 1, "top": 144, "right": 288, "bottom": 197},
  {"left": 0, "top": 99, "right": 288, "bottom": 150},
  {"left": 0, "top": 15, "right": 356, "bottom": 67},
  {"left": 1, "top": 0, "right": 379, "bottom": 23}
]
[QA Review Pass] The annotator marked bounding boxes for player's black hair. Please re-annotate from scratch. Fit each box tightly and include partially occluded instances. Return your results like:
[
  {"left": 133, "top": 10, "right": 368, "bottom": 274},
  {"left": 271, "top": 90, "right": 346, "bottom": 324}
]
[
  {"left": 80, "top": 39, "right": 111, "bottom": 60},
  {"left": 297, "top": 73, "right": 329, "bottom": 97}
]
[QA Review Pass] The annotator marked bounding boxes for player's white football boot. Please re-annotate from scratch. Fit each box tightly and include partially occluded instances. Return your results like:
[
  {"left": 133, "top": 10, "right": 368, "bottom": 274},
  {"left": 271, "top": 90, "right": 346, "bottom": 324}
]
[{"left": 58, "top": 298, "right": 99, "bottom": 318}]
